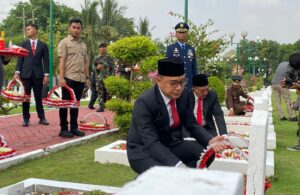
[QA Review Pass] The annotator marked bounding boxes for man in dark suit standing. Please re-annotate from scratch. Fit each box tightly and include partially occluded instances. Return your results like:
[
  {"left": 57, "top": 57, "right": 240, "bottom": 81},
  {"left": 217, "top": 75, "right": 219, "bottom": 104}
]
[
  {"left": 190, "top": 74, "right": 227, "bottom": 137},
  {"left": 127, "top": 58, "right": 227, "bottom": 174},
  {"left": 14, "top": 24, "right": 49, "bottom": 127},
  {"left": 166, "top": 22, "right": 197, "bottom": 89}
]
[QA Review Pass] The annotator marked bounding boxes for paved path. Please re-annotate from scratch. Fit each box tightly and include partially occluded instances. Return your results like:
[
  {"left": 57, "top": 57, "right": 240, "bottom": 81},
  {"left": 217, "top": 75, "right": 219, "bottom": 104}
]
[{"left": 0, "top": 107, "right": 115, "bottom": 155}]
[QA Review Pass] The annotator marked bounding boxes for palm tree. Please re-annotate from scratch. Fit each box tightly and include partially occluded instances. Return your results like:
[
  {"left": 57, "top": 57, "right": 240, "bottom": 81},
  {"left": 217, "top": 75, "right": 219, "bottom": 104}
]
[
  {"left": 81, "top": 0, "right": 101, "bottom": 64},
  {"left": 98, "top": 0, "right": 136, "bottom": 42},
  {"left": 136, "top": 17, "right": 155, "bottom": 37}
]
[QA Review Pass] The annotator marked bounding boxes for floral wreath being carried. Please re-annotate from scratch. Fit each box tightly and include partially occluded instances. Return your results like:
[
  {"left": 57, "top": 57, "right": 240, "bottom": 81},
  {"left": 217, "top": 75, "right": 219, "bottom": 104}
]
[
  {"left": 1, "top": 79, "right": 31, "bottom": 102},
  {"left": 79, "top": 112, "right": 109, "bottom": 131},
  {"left": 42, "top": 85, "right": 79, "bottom": 108}
]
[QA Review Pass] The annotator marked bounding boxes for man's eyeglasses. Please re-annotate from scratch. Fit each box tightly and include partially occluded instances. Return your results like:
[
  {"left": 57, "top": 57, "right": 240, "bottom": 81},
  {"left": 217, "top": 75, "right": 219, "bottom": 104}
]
[
  {"left": 177, "top": 31, "right": 187, "bottom": 34},
  {"left": 168, "top": 79, "right": 188, "bottom": 88}
]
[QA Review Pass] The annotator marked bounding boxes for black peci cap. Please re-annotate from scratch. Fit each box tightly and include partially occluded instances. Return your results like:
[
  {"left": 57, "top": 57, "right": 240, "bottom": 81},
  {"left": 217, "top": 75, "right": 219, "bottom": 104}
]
[
  {"left": 192, "top": 74, "right": 209, "bottom": 87},
  {"left": 158, "top": 58, "right": 185, "bottom": 76}
]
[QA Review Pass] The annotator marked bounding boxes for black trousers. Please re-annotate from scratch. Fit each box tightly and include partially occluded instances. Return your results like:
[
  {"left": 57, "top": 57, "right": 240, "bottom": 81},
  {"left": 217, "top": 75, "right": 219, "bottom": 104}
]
[
  {"left": 59, "top": 78, "right": 85, "bottom": 131},
  {"left": 129, "top": 141, "right": 209, "bottom": 174},
  {"left": 22, "top": 77, "right": 45, "bottom": 120},
  {"left": 88, "top": 81, "right": 97, "bottom": 107}
]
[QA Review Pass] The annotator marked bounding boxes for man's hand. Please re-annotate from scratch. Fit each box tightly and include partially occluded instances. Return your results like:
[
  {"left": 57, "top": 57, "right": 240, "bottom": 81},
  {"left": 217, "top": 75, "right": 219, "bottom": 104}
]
[
  {"left": 86, "top": 78, "right": 91, "bottom": 87},
  {"left": 43, "top": 76, "right": 49, "bottom": 85},
  {"left": 280, "top": 79, "right": 285, "bottom": 88},
  {"left": 208, "top": 136, "right": 228, "bottom": 153},
  {"left": 13, "top": 73, "right": 20, "bottom": 81},
  {"left": 96, "top": 64, "right": 104, "bottom": 70},
  {"left": 229, "top": 109, "right": 234, "bottom": 116},
  {"left": 59, "top": 78, "right": 66, "bottom": 87}
]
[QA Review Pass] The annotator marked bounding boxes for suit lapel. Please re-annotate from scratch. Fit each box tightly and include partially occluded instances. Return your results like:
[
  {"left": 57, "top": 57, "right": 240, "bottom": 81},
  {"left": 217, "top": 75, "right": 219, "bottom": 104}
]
[
  {"left": 35, "top": 40, "right": 41, "bottom": 53},
  {"left": 154, "top": 85, "right": 170, "bottom": 128},
  {"left": 203, "top": 96, "right": 209, "bottom": 118}
]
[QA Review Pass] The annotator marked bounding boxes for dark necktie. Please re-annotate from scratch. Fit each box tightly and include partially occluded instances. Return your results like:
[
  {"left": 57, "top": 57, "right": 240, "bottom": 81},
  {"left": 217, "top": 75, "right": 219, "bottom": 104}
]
[
  {"left": 32, "top": 41, "right": 36, "bottom": 56},
  {"left": 169, "top": 99, "right": 180, "bottom": 128},
  {"left": 181, "top": 44, "right": 185, "bottom": 51},
  {"left": 197, "top": 98, "right": 203, "bottom": 125}
]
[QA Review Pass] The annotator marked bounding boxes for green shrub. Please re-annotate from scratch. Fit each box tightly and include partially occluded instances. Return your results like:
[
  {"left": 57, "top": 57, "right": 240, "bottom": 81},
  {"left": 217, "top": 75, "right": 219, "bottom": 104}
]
[
  {"left": 105, "top": 98, "right": 133, "bottom": 115},
  {"left": 139, "top": 55, "right": 163, "bottom": 75},
  {"left": 114, "top": 112, "right": 132, "bottom": 133},
  {"left": 131, "top": 81, "right": 153, "bottom": 100},
  {"left": 104, "top": 76, "right": 130, "bottom": 99},
  {"left": 208, "top": 76, "right": 225, "bottom": 104},
  {"left": 108, "top": 36, "right": 158, "bottom": 65}
]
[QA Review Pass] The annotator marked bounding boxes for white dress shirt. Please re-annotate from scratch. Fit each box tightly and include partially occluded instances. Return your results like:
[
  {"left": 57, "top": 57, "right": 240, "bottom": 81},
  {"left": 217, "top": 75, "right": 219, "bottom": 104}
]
[{"left": 158, "top": 87, "right": 176, "bottom": 127}]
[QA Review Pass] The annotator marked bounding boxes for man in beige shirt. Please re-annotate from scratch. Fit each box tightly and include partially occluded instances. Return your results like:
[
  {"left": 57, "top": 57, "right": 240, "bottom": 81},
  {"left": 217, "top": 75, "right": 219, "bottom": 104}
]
[{"left": 57, "top": 18, "right": 90, "bottom": 138}]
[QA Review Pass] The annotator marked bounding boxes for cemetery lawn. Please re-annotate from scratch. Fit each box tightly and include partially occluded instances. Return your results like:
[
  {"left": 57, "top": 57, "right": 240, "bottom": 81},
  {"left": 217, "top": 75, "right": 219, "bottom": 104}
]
[
  {"left": 267, "top": 92, "right": 300, "bottom": 195},
  {"left": 0, "top": 132, "right": 137, "bottom": 188}
]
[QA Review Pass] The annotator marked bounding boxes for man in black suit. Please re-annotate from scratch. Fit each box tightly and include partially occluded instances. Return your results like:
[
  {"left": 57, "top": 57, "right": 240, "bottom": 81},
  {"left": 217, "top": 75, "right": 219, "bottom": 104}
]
[
  {"left": 190, "top": 74, "right": 227, "bottom": 137},
  {"left": 127, "top": 58, "right": 227, "bottom": 174},
  {"left": 14, "top": 24, "right": 49, "bottom": 127}
]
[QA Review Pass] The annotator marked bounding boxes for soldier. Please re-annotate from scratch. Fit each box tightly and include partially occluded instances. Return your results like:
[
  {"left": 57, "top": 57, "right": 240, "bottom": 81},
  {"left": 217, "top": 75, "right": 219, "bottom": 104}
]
[
  {"left": 226, "top": 76, "right": 254, "bottom": 116},
  {"left": 91, "top": 43, "right": 114, "bottom": 112},
  {"left": 166, "top": 22, "right": 197, "bottom": 89}
]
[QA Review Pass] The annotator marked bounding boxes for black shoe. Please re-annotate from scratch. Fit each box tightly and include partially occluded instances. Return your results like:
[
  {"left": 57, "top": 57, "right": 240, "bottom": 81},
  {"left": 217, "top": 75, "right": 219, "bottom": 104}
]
[
  {"left": 96, "top": 107, "right": 104, "bottom": 112},
  {"left": 39, "top": 119, "right": 49, "bottom": 125},
  {"left": 280, "top": 117, "right": 287, "bottom": 121},
  {"left": 59, "top": 131, "right": 74, "bottom": 138},
  {"left": 71, "top": 129, "right": 85, "bottom": 136},
  {"left": 22, "top": 120, "right": 29, "bottom": 127},
  {"left": 289, "top": 117, "right": 298, "bottom": 121},
  {"left": 88, "top": 106, "right": 95, "bottom": 110}
]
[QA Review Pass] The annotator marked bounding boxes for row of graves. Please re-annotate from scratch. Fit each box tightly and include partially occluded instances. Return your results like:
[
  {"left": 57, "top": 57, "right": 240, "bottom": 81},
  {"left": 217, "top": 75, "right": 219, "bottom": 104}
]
[
  {"left": 0, "top": 87, "right": 274, "bottom": 195},
  {"left": 93, "top": 87, "right": 274, "bottom": 194}
]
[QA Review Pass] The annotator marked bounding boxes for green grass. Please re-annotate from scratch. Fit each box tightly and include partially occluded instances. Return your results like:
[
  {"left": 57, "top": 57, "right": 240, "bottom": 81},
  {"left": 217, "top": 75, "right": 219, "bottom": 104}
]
[
  {"left": 0, "top": 132, "right": 136, "bottom": 188},
  {"left": 266, "top": 92, "right": 300, "bottom": 195}
]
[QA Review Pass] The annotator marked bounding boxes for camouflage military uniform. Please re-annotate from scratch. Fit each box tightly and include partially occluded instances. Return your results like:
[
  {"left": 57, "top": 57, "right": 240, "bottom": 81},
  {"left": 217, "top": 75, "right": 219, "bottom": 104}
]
[
  {"left": 226, "top": 84, "right": 249, "bottom": 115},
  {"left": 94, "top": 55, "right": 114, "bottom": 110}
]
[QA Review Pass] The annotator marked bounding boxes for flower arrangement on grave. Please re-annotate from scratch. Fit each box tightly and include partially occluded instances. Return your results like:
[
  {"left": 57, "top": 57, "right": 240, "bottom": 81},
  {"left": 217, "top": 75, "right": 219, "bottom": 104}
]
[
  {"left": 197, "top": 134, "right": 249, "bottom": 168},
  {"left": 112, "top": 143, "right": 127, "bottom": 150},
  {"left": 42, "top": 85, "right": 79, "bottom": 108},
  {"left": 0, "top": 135, "right": 16, "bottom": 160},
  {"left": 79, "top": 113, "right": 109, "bottom": 131},
  {"left": 1, "top": 79, "right": 31, "bottom": 102},
  {"left": 197, "top": 134, "right": 271, "bottom": 193}
]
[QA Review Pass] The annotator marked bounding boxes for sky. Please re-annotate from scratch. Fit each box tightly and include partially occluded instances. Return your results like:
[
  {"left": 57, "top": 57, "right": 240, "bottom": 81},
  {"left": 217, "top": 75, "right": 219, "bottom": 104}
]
[{"left": 1, "top": 0, "right": 300, "bottom": 44}]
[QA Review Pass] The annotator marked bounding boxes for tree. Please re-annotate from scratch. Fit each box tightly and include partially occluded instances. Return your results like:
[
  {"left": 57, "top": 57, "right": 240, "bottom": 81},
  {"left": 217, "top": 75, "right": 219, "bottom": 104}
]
[
  {"left": 136, "top": 17, "right": 155, "bottom": 37},
  {"left": 98, "top": 0, "right": 136, "bottom": 42},
  {"left": 80, "top": 0, "right": 101, "bottom": 65},
  {"left": 0, "top": 0, "right": 79, "bottom": 37}
]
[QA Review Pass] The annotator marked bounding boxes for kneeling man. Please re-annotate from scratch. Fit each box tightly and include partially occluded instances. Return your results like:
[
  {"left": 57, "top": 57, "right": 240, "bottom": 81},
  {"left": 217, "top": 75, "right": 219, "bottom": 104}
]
[
  {"left": 127, "top": 58, "right": 227, "bottom": 174},
  {"left": 190, "top": 74, "right": 227, "bottom": 136}
]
